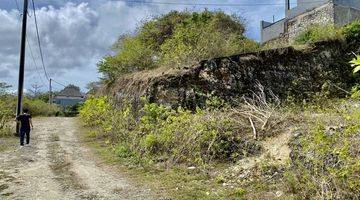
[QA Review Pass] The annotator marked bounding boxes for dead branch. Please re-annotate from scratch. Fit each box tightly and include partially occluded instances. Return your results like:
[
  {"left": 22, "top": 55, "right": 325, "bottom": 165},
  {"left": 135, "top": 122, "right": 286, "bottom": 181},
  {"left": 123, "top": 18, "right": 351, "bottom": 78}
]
[{"left": 249, "top": 117, "right": 257, "bottom": 140}]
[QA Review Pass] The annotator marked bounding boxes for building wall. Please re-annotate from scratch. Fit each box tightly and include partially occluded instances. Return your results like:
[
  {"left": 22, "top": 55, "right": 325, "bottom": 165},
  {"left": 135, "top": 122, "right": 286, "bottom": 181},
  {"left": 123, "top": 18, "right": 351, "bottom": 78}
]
[
  {"left": 287, "top": 2, "right": 335, "bottom": 42},
  {"left": 261, "top": 19, "right": 285, "bottom": 43},
  {"left": 261, "top": 0, "right": 360, "bottom": 44},
  {"left": 334, "top": 0, "right": 360, "bottom": 9},
  {"left": 334, "top": 4, "right": 360, "bottom": 26},
  {"left": 286, "top": 0, "right": 329, "bottom": 19}
]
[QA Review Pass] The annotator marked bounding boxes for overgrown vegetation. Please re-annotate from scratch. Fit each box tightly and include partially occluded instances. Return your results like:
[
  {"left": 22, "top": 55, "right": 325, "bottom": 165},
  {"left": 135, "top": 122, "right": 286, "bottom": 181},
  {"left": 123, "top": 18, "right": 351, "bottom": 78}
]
[
  {"left": 294, "top": 19, "right": 360, "bottom": 45},
  {"left": 98, "top": 10, "right": 259, "bottom": 85},
  {"left": 80, "top": 95, "right": 281, "bottom": 166},
  {"left": 0, "top": 82, "right": 60, "bottom": 137},
  {"left": 294, "top": 24, "right": 343, "bottom": 45},
  {"left": 80, "top": 94, "right": 360, "bottom": 199},
  {"left": 287, "top": 123, "right": 360, "bottom": 198},
  {"left": 80, "top": 13, "right": 360, "bottom": 200}
]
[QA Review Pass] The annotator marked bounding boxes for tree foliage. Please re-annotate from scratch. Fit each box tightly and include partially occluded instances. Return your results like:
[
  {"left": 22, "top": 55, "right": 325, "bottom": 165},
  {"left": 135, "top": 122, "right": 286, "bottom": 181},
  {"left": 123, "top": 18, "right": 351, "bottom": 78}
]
[{"left": 98, "top": 10, "right": 259, "bottom": 84}]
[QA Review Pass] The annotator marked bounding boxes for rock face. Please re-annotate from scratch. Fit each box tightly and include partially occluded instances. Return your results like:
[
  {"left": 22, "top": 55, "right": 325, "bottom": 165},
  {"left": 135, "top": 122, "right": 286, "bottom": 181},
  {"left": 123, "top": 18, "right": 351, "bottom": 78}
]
[{"left": 110, "top": 40, "right": 356, "bottom": 109}]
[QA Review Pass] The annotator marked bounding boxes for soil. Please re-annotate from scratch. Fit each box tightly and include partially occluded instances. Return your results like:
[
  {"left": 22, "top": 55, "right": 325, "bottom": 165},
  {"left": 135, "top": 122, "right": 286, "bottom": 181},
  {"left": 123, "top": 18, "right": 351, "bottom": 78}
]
[{"left": 0, "top": 117, "right": 156, "bottom": 200}]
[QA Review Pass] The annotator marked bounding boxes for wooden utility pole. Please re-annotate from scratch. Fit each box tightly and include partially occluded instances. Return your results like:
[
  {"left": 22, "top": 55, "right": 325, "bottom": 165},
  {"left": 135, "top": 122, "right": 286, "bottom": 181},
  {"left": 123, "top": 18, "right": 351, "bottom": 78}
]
[
  {"left": 49, "top": 78, "right": 52, "bottom": 104},
  {"left": 30, "top": 83, "right": 42, "bottom": 97},
  {"left": 16, "top": 0, "right": 29, "bottom": 135}
]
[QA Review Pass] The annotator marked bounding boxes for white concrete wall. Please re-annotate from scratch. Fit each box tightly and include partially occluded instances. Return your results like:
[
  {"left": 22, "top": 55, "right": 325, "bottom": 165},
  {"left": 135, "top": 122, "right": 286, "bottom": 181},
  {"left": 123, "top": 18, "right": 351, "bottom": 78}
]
[
  {"left": 334, "top": 0, "right": 360, "bottom": 9},
  {"left": 286, "top": 0, "right": 329, "bottom": 19},
  {"left": 334, "top": 4, "right": 360, "bottom": 26},
  {"left": 287, "top": 3, "right": 335, "bottom": 41},
  {"left": 261, "top": 19, "right": 285, "bottom": 43}
]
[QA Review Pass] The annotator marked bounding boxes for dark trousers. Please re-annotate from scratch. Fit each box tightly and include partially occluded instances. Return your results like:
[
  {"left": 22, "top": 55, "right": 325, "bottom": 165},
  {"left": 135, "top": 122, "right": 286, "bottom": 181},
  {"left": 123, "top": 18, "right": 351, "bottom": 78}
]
[{"left": 20, "top": 129, "right": 30, "bottom": 146}]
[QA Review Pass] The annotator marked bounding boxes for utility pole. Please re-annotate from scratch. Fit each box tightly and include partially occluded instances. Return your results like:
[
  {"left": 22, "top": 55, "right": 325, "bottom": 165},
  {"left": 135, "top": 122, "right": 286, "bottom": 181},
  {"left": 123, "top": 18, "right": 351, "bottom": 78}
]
[
  {"left": 16, "top": 0, "right": 29, "bottom": 136},
  {"left": 49, "top": 78, "right": 52, "bottom": 104}
]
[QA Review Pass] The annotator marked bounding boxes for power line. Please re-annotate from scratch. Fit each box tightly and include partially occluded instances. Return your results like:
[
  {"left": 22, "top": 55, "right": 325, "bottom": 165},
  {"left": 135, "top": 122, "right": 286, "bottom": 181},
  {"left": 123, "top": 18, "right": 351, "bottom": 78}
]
[
  {"left": 14, "top": 0, "right": 32, "bottom": 17},
  {"left": 31, "top": 0, "right": 49, "bottom": 81},
  {"left": 13, "top": 0, "right": 21, "bottom": 13},
  {"left": 113, "top": 0, "right": 328, "bottom": 7},
  {"left": 26, "top": 38, "right": 47, "bottom": 86},
  {"left": 52, "top": 79, "right": 67, "bottom": 88}
]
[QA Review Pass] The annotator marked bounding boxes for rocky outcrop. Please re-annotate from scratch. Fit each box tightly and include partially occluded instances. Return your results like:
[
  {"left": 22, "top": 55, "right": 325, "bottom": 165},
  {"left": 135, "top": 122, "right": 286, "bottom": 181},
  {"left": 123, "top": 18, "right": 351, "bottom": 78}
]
[{"left": 110, "top": 40, "right": 357, "bottom": 109}]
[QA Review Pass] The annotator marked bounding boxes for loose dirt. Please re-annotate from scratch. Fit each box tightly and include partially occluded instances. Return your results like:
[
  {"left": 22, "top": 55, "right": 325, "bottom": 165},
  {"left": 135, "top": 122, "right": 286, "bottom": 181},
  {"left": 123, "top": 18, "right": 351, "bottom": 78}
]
[{"left": 0, "top": 117, "right": 155, "bottom": 200}]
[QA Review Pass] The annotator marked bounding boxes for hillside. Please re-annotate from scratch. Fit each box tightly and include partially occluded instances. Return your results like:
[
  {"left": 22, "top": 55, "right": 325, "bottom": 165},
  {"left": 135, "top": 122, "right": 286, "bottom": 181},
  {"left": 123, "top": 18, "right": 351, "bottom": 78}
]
[{"left": 81, "top": 13, "right": 360, "bottom": 199}]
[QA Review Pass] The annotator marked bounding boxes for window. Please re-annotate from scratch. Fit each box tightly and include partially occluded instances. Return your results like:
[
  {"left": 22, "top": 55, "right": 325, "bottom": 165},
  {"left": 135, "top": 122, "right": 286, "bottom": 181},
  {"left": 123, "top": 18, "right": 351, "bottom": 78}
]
[{"left": 289, "top": 0, "right": 297, "bottom": 9}]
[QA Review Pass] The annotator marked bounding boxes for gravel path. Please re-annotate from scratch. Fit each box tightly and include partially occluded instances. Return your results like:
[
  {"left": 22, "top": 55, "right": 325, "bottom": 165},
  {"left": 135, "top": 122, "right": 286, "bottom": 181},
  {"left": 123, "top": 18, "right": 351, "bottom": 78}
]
[{"left": 0, "top": 117, "right": 155, "bottom": 200}]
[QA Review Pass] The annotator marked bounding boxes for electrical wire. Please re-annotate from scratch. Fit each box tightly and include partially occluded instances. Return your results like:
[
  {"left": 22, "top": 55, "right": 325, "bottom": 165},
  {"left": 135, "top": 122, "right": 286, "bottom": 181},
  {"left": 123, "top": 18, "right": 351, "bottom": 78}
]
[
  {"left": 13, "top": 0, "right": 21, "bottom": 13},
  {"left": 52, "top": 79, "right": 67, "bottom": 88},
  {"left": 26, "top": 38, "right": 47, "bottom": 86},
  {"left": 31, "top": 0, "right": 49, "bottom": 81},
  {"left": 113, "top": 0, "right": 328, "bottom": 7}
]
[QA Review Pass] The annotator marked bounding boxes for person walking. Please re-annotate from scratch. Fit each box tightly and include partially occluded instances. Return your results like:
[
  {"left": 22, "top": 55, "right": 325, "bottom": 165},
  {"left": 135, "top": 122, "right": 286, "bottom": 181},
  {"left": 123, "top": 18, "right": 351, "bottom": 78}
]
[{"left": 16, "top": 108, "right": 33, "bottom": 146}]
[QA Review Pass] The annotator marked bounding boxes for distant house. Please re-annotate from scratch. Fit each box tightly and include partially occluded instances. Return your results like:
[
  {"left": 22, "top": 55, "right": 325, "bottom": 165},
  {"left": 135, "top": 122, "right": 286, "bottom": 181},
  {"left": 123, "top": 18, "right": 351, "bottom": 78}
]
[
  {"left": 260, "top": 0, "right": 360, "bottom": 44},
  {"left": 53, "top": 85, "right": 85, "bottom": 107}
]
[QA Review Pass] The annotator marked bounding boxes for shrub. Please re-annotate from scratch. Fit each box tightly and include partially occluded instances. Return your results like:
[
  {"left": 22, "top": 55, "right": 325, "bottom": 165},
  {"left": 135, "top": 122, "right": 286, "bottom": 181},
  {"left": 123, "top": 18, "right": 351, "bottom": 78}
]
[
  {"left": 23, "top": 98, "right": 60, "bottom": 117},
  {"left": 79, "top": 96, "right": 111, "bottom": 127},
  {"left": 80, "top": 97, "right": 264, "bottom": 165},
  {"left": 287, "top": 116, "right": 360, "bottom": 199},
  {"left": 0, "top": 100, "right": 13, "bottom": 137},
  {"left": 294, "top": 24, "right": 344, "bottom": 45},
  {"left": 0, "top": 95, "right": 60, "bottom": 137},
  {"left": 343, "top": 19, "right": 360, "bottom": 44},
  {"left": 98, "top": 10, "right": 259, "bottom": 84}
]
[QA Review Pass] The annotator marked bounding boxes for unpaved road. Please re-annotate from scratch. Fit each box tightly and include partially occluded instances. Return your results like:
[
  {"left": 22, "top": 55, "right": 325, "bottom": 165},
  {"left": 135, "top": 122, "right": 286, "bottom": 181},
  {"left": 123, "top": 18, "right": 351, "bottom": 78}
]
[{"left": 0, "top": 117, "right": 155, "bottom": 200}]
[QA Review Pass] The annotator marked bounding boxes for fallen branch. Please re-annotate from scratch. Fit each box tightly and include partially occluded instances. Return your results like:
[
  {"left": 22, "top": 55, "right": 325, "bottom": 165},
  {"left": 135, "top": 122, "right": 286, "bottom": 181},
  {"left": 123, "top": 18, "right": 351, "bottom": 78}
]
[{"left": 249, "top": 117, "right": 257, "bottom": 140}]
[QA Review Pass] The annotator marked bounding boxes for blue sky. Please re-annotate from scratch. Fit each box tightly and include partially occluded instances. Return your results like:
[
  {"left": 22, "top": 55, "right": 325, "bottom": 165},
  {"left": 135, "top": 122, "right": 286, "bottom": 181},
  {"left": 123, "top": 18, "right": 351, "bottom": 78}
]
[{"left": 0, "top": 0, "right": 285, "bottom": 92}]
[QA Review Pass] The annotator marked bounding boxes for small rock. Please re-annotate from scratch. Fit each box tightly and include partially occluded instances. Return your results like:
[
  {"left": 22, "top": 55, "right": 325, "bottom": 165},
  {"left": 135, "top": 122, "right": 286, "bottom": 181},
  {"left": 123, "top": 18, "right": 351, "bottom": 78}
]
[
  {"left": 187, "top": 166, "right": 196, "bottom": 170},
  {"left": 294, "top": 131, "right": 302, "bottom": 138},
  {"left": 276, "top": 191, "right": 283, "bottom": 197}
]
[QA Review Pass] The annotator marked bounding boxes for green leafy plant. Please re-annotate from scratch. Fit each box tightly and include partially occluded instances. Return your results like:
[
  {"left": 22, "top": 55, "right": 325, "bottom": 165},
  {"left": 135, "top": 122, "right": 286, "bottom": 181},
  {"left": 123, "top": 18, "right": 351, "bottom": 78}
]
[
  {"left": 350, "top": 55, "right": 360, "bottom": 74},
  {"left": 343, "top": 19, "right": 360, "bottom": 44}
]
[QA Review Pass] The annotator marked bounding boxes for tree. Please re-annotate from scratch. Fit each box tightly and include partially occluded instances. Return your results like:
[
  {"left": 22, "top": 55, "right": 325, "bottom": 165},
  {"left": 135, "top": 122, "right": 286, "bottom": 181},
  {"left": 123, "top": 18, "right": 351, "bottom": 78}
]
[
  {"left": 86, "top": 82, "right": 102, "bottom": 95},
  {"left": 98, "top": 10, "right": 259, "bottom": 85},
  {"left": 28, "top": 83, "right": 43, "bottom": 97},
  {"left": 0, "top": 82, "right": 12, "bottom": 95}
]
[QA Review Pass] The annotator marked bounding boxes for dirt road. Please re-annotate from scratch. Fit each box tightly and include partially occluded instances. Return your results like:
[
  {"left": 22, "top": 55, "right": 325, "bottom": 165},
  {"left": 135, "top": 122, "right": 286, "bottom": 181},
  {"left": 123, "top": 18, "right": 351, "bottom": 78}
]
[{"left": 0, "top": 117, "right": 155, "bottom": 200}]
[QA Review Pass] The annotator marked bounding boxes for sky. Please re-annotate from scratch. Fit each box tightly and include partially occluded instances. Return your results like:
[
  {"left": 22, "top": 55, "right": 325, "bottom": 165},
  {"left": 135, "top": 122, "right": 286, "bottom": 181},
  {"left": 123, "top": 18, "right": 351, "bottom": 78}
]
[{"left": 0, "top": 0, "right": 285, "bottom": 92}]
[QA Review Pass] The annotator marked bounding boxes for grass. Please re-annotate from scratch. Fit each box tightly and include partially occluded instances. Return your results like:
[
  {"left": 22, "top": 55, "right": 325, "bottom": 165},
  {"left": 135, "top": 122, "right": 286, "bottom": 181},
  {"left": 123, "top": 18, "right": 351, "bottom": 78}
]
[
  {"left": 78, "top": 97, "right": 360, "bottom": 199},
  {"left": 79, "top": 126, "right": 255, "bottom": 200}
]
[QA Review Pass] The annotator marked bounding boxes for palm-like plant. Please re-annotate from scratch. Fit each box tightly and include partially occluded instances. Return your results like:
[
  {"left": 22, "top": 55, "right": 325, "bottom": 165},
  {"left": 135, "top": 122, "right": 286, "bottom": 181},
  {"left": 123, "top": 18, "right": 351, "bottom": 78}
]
[{"left": 350, "top": 55, "right": 360, "bottom": 74}]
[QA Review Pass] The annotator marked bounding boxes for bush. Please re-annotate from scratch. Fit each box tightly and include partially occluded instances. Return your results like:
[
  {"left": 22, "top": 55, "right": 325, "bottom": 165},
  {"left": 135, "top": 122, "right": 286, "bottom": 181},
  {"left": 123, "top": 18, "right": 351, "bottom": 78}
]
[
  {"left": 0, "top": 98, "right": 13, "bottom": 137},
  {"left": 98, "top": 10, "right": 259, "bottom": 84},
  {"left": 80, "top": 97, "right": 263, "bottom": 165},
  {"left": 294, "top": 24, "right": 344, "bottom": 45},
  {"left": 23, "top": 98, "right": 60, "bottom": 117},
  {"left": 343, "top": 19, "right": 360, "bottom": 44},
  {"left": 287, "top": 114, "right": 360, "bottom": 199},
  {"left": 0, "top": 95, "right": 60, "bottom": 137},
  {"left": 79, "top": 96, "right": 111, "bottom": 127}
]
